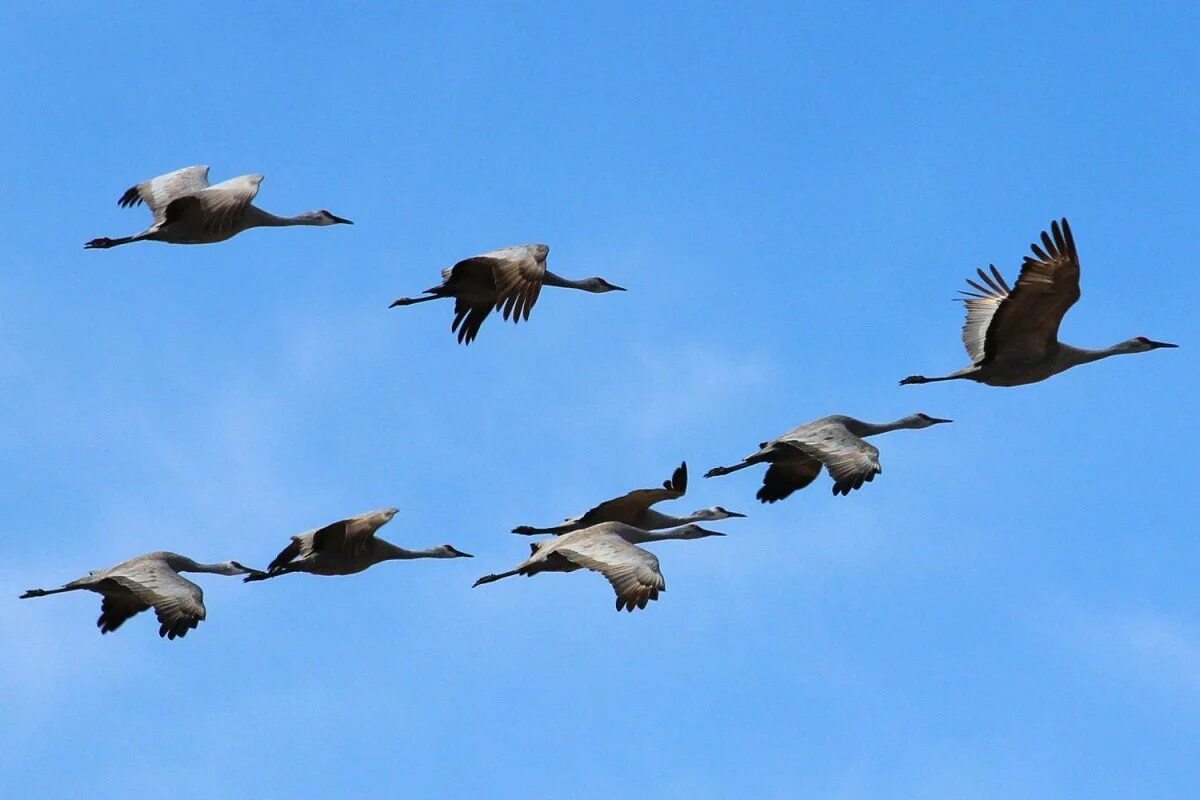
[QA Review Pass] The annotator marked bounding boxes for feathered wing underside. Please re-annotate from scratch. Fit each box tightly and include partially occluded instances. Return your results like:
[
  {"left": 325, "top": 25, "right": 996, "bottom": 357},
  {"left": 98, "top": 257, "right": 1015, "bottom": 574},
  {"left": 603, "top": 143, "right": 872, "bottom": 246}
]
[
  {"left": 442, "top": 258, "right": 499, "bottom": 344},
  {"left": 963, "top": 218, "right": 1081, "bottom": 364},
  {"left": 96, "top": 584, "right": 151, "bottom": 634},
  {"left": 576, "top": 462, "right": 688, "bottom": 526},
  {"left": 958, "top": 264, "right": 1011, "bottom": 363},
  {"left": 120, "top": 165, "right": 211, "bottom": 220},
  {"left": 107, "top": 565, "right": 206, "bottom": 640},
  {"left": 268, "top": 535, "right": 309, "bottom": 572},
  {"left": 554, "top": 533, "right": 666, "bottom": 612},
  {"left": 489, "top": 244, "right": 549, "bottom": 323},
  {"left": 452, "top": 297, "right": 493, "bottom": 344},
  {"left": 756, "top": 457, "right": 822, "bottom": 503},
  {"left": 311, "top": 515, "right": 381, "bottom": 558},
  {"left": 781, "top": 425, "right": 882, "bottom": 496},
  {"left": 162, "top": 174, "right": 263, "bottom": 235}
]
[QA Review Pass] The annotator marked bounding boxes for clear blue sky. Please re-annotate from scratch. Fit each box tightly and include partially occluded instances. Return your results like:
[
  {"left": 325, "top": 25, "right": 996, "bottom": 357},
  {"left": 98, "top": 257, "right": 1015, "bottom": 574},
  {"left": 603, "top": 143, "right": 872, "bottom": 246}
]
[{"left": 1, "top": 3, "right": 1196, "bottom": 798}]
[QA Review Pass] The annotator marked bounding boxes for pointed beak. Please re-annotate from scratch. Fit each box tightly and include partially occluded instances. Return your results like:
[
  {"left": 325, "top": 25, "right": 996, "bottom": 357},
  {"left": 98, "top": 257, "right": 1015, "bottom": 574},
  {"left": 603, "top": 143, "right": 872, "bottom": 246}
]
[
  {"left": 609, "top": 284, "right": 627, "bottom": 291},
  {"left": 1146, "top": 339, "right": 1178, "bottom": 349},
  {"left": 329, "top": 214, "right": 354, "bottom": 225},
  {"left": 448, "top": 547, "right": 474, "bottom": 558},
  {"left": 725, "top": 511, "right": 748, "bottom": 518},
  {"left": 928, "top": 417, "right": 953, "bottom": 424}
]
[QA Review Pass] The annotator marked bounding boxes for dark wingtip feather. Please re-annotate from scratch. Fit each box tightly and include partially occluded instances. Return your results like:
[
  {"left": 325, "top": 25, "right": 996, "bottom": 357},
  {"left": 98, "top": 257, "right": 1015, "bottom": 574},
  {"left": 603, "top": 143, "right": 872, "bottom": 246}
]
[
  {"left": 117, "top": 186, "right": 142, "bottom": 208},
  {"left": 670, "top": 462, "right": 688, "bottom": 494},
  {"left": 1060, "top": 217, "right": 1076, "bottom": 257},
  {"left": 990, "top": 264, "right": 1011, "bottom": 292}
]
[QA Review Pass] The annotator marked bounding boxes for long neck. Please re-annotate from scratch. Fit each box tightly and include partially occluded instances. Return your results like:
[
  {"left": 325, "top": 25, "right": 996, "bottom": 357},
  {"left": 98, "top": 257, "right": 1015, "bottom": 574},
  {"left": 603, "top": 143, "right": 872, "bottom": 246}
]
[
  {"left": 641, "top": 508, "right": 689, "bottom": 529},
  {"left": 844, "top": 418, "right": 912, "bottom": 438},
  {"left": 541, "top": 270, "right": 590, "bottom": 290},
  {"left": 378, "top": 541, "right": 444, "bottom": 560},
  {"left": 1058, "top": 342, "right": 1126, "bottom": 368},
  {"left": 173, "top": 558, "right": 228, "bottom": 574},
  {"left": 244, "top": 206, "right": 316, "bottom": 228},
  {"left": 621, "top": 527, "right": 695, "bottom": 545},
  {"left": 645, "top": 508, "right": 720, "bottom": 529}
]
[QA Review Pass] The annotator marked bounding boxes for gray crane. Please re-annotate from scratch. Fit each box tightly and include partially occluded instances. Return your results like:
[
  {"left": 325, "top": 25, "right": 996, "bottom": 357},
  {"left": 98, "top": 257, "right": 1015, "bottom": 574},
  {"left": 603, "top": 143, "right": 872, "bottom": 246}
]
[
  {"left": 19, "top": 551, "right": 261, "bottom": 639},
  {"left": 474, "top": 522, "right": 725, "bottom": 611},
  {"left": 84, "top": 165, "right": 352, "bottom": 249},
  {"left": 512, "top": 462, "right": 745, "bottom": 536},
  {"left": 705, "top": 413, "right": 951, "bottom": 502},
  {"left": 389, "top": 244, "right": 625, "bottom": 344},
  {"left": 901, "top": 218, "right": 1177, "bottom": 387},
  {"left": 243, "top": 508, "right": 472, "bottom": 582}
]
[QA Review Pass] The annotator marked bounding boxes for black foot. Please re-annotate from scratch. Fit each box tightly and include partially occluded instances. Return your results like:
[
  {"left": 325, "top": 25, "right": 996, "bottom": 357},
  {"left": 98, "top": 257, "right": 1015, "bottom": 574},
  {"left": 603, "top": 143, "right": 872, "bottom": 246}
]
[
  {"left": 84, "top": 237, "right": 114, "bottom": 249},
  {"left": 899, "top": 375, "right": 927, "bottom": 385}
]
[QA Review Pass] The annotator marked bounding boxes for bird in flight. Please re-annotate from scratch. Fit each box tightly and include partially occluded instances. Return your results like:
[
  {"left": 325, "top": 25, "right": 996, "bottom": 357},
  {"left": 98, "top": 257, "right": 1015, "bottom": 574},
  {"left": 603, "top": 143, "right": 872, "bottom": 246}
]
[
  {"left": 901, "top": 218, "right": 1176, "bottom": 387},
  {"left": 389, "top": 244, "right": 625, "bottom": 344},
  {"left": 85, "top": 165, "right": 352, "bottom": 249}
]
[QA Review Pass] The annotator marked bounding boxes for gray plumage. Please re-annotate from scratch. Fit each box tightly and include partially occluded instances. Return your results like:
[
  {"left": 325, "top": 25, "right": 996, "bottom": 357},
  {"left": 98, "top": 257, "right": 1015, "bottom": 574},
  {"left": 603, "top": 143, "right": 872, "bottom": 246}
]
[
  {"left": 19, "top": 552, "right": 260, "bottom": 639},
  {"left": 704, "top": 413, "right": 952, "bottom": 502},
  {"left": 243, "top": 508, "right": 472, "bottom": 582},
  {"left": 473, "top": 521, "right": 725, "bottom": 612},
  {"left": 512, "top": 462, "right": 745, "bottom": 536},
  {"left": 84, "top": 165, "right": 352, "bottom": 249},
  {"left": 901, "top": 218, "right": 1177, "bottom": 387},
  {"left": 389, "top": 244, "right": 625, "bottom": 344}
]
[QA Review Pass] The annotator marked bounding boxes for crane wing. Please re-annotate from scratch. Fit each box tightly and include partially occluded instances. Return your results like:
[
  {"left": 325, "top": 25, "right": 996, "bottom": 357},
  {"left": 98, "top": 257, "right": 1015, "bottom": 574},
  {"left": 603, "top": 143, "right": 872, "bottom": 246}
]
[
  {"left": 958, "top": 264, "right": 1011, "bottom": 363},
  {"left": 311, "top": 514, "right": 385, "bottom": 557},
  {"left": 436, "top": 256, "right": 503, "bottom": 344},
  {"left": 108, "top": 564, "right": 206, "bottom": 640},
  {"left": 963, "top": 218, "right": 1081, "bottom": 364},
  {"left": 576, "top": 462, "right": 688, "bottom": 526},
  {"left": 488, "top": 244, "right": 549, "bottom": 323},
  {"left": 779, "top": 426, "right": 881, "bottom": 496},
  {"left": 95, "top": 587, "right": 151, "bottom": 634},
  {"left": 442, "top": 256, "right": 499, "bottom": 287},
  {"left": 267, "top": 535, "right": 310, "bottom": 572},
  {"left": 451, "top": 297, "right": 494, "bottom": 344},
  {"left": 756, "top": 456, "right": 823, "bottom": 503},
  {"left": 162, "top": 174, "right": 263, "bottom": 236},
  {"left": 555, "top": 532, "right": 666, "bottom": 612},
  {"left": 119, "top": 165, "right": 211, "bottom": 220}
]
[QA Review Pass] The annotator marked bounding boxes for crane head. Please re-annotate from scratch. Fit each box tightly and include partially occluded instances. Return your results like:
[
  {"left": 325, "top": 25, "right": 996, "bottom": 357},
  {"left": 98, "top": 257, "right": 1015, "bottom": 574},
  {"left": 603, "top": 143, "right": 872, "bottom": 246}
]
[{"left": 1130, "top": 336, "right": 1178, "bottom": 351}]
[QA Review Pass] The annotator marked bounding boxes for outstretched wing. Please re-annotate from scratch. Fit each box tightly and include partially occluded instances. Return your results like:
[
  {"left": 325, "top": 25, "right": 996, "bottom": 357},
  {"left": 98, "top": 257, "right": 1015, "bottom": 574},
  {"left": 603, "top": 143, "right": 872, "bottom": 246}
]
[
  {"left": 109, "top": 564, "right": 206, "bottom": 640},
  {"left": 576, "top": 462, "right": 688, "bottom": 526},
  {"left": 95, "top": 587, "right": 150, "bottom": 634},
  {"left": 963, "top": 218, "right": 1081, "bottom": 364},
  {"left": 779, "top": 425, "right": 881, "bottom": 496},
  {"left": 958, "top": 264, "right": 1011, "bottom": 364},
  {"left": 119, "top": 165, "right": 211, "bottom": 220},
  {"left": 556, "top": 532, "right": 666, "bottom": 612},
  {"left": 756, "top": 457, "right": 822, "bottom": 503},
  {"left": 267, "top": 535, "right": 308, "bottom": 572},
  {"left": 311, "top": 513, "right": 385, "bottom": 558},
  {"left": 488, "top": 244, "right": 549, "bottom": 323},
  {"left": 162, "top": 174, "right": 263, "bottom": 235},
  {"left": 438, "top": 257, "right": 501, "bottom": 345},
  {"left": 451, "top": 297, "right": 493, "bottom": 345}
]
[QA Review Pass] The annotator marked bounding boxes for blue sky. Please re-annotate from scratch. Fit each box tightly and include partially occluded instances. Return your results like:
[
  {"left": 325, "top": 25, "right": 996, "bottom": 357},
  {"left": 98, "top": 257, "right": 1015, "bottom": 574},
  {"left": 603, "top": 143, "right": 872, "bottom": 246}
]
[{"left": 1, "top": 2, "right": 1196, "bottom": 797}]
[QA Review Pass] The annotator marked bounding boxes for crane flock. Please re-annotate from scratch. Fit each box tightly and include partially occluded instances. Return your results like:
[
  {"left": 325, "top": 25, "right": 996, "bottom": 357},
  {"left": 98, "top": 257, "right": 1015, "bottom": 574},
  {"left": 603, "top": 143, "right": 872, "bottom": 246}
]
[{"left": 17, "top": 167, "right": 1179, "bottom": 636}]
